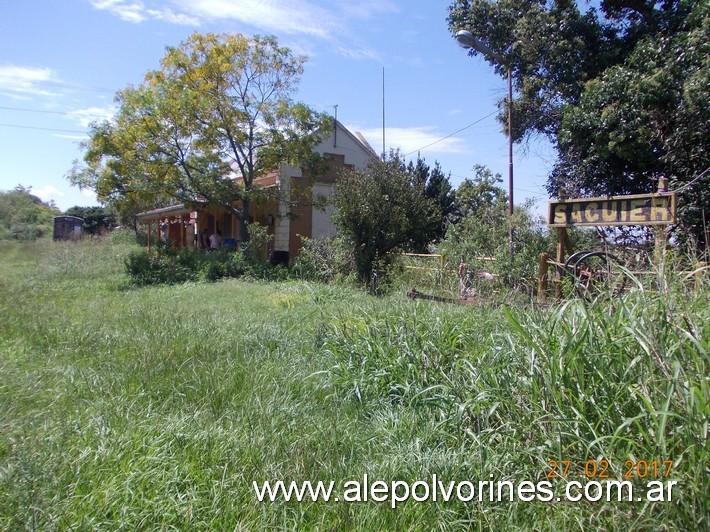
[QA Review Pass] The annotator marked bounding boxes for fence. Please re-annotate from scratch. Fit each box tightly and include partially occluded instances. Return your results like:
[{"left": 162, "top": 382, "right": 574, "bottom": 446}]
[{"left": 400, "top": 253, "right": 498, "bottom": 298}]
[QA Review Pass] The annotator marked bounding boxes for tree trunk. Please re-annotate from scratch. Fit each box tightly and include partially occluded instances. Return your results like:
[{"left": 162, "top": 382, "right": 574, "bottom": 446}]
[{"left": 239, "top": 198, "right": 250, "bottom": 243}]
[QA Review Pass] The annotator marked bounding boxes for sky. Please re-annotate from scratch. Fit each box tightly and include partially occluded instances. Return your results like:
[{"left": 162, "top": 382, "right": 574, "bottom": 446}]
[{"left": 0, "top": 0, "right": 556, "bottom": 212}]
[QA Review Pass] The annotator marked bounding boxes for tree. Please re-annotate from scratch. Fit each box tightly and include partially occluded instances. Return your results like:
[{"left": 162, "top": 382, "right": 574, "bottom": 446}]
[
  {"left": 553, "top": 6, "right": 709, "bottom": 248},
  {"left": 406, "top": 156, "right": 458, "bottom": 251},
  {"left": 440, "top": 168, "right": 549, "bottom": 285},
  {"left": 332, "top": 153, "right": 439, "bottom": 290},
  {"left": 64, "top": 205, "right": 116, "bottom": 235},
  {"left": 69, "top": 33, "right": 330, "bottom": 242},
  {"left": 443, "top": 166, "right": 508, "bottom": 265},
  {"left": 448, "top": 0, "right": 621, "bottom": 142},
  {"left": 455, "top": 164, "right": 507, "bottom": 219},
  {"left": 0, "top": 185, "right": 60, "bottom": 241},
  {"left": 448, "top": 1, "right": 709, "bottom": 250}
]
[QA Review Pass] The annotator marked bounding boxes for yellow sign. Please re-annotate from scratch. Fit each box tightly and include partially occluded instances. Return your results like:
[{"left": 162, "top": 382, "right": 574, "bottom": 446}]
[{"left": 548, "top": 193, "right": 676, "bottom": 227}]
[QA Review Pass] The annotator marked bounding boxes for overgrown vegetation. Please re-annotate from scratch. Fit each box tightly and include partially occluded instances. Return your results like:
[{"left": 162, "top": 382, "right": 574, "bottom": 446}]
[
  {"left": 124, "top": 244, "right": 287, "bottom": 285},
  {"left": 0, "top": 238, "right": 706, "bottom": 529},
  {"left": 124, "top": 222, "right": 285, "bottom": 285},
  {"left": 332, "top": 152, "right": 440, "bottom": 291},
  {"left": 0, "top": 185, "right": 60, "bottom": 241},
  {"left": 64, "top": 205, "right": 115, "bottom": 235},
  {"left": 323, "top": 284, "right": 709, "bottom": 531}
]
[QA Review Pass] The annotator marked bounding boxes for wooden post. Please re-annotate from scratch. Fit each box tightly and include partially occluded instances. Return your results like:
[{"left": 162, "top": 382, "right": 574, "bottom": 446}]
[
  {"left": 653, "top": 177, "right": 670, "bottom": 268},
  {"left": 179, "top": 215, "right": 185, "bottom": 248},
  {"left": 537, "top": 252, "right": 549, "bottom": 304},
  {"left": 555, "top": 228, "right": 568, "bottom": 299},
  {"left": 654, "top": 226, "right": 667, "bottom": 265},
  {"left": 553, "top": 187, "right": 573, "bottom": 299},
  {"left": 146, "top": 220, "right": 151, "bottom": 254}
]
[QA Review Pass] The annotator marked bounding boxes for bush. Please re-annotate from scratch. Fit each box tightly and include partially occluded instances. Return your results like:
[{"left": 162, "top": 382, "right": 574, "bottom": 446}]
[
  {"left": 440, "top": 199, "right": 551, "bottom": 291},
  {"left": 292, "top": 236, "right": 338, "bottom": 283},
  {"left": 124, "top": 241, "right": 291, "bottom": 287},
  {"left": 124, "top": 247, "right": 196, "bottom": 286}
]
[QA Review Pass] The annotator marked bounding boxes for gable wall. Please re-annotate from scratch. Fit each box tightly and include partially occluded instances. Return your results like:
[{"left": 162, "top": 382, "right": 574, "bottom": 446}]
[{"left": 275, "top": 123, "right": 376, "bottom": 260}]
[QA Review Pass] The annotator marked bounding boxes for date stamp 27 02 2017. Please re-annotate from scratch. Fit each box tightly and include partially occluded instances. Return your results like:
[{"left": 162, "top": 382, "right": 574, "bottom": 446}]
[{"left": 546, "top": 459, "right": 674, "bottom": 480}]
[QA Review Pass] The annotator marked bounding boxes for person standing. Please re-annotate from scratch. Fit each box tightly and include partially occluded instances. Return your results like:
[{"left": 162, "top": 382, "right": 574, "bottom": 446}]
[
  {"left": 209, "top": 230, "right": 222, "bottom": 250},
  {"left": 200, "top": 228, "right": 210, "bottom": 250}
]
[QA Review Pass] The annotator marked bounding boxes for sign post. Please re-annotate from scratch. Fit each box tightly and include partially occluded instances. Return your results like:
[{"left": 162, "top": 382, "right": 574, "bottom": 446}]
[
  {"left": 548, "top": 192, "right": 676, "bottom": 228},
  {"left": 545, "top": 179, "right": 676, "bottom": 299}
]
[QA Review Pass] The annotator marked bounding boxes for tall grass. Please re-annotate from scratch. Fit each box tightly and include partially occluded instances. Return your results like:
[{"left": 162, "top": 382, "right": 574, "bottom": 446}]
[
  {"left": 0, "top": 239, "right": 707, "bottom": 529},
  {"left": 322, "top": 272, "right": 708, "bottom": 528}
]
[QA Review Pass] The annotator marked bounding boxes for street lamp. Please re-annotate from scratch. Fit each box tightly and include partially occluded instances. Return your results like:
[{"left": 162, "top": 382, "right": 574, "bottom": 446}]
[{"left": 455, "top": 29, "right": 514, "bottom": 263}]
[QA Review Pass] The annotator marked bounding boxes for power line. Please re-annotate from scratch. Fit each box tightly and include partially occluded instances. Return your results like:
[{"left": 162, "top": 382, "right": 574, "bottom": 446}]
[
  {"left": 673, "top": 166, "right": 709, "bottom": 193},
  {"left": 403, "top": 110, "right": 498, "bottom": 157},
  {"left": 0, "top": 104, "right": 113, "bottom": 120},
  {"left": 0, "top": 122, "right": 86, "bottom": 134},
  {"left": 0, "top": 105, "right": 70, "bottom": 115}
]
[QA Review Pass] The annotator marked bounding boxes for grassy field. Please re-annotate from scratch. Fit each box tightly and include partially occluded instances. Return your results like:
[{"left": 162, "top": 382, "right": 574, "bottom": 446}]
[{"left": 0, "top": 238, "right": 707, "bottom": 530}]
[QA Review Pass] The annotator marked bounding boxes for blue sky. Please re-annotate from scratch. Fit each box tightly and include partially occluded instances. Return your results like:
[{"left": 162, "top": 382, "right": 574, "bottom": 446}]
[{"left": 0, "top": 0, "right": 555, "bottom": 212}]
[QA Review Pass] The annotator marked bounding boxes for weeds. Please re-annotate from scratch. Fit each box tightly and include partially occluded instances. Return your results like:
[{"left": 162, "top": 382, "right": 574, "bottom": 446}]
[
  {"left": 322, "top": 276, "right": 709, "bottom": 528},
  {"left": 0, "top": 239, "right": 707, "bottom": 529}
]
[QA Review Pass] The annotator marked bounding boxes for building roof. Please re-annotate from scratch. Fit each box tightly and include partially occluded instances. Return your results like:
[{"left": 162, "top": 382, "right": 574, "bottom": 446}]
[{"left": 136, "top": 203, "right": 198, "bottom": 220}]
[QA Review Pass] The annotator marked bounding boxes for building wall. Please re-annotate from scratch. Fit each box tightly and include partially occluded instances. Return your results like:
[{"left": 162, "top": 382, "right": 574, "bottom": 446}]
[
  {"left": 311, "top": 183, "right": 336, "bottom": 240},
  {"left": 274, "top": 174, "right": 291, "bottom": 253},
  {"left": 53, "top": 216, "right": 84, "bottom": 241},
  {"left": 273, "top": 122, "right": 376, "bottom": 260}
]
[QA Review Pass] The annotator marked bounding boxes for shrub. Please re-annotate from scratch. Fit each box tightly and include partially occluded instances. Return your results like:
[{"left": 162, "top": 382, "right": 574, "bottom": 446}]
[
  {"left": 292, "top": 236, "right": 338, "bottom": 283},
  {"left": 124, "top": 248, "right": 196, "bottom": 286},
  {"left": 439, "top": 199, "right": 550, "bottom": 290},
  {"left": 124, "top": 242, "right": 289, "bottom": 287}
]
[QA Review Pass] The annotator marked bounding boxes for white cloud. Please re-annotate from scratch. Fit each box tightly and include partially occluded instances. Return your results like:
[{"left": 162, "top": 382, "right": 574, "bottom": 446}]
[
  {"left": 353, "top": 126, "right": 468, "bottom": 156},
  {"left": 91, "top": 0, "right": 199, "bottom": 25},
  {"left": 335, "top": 46, "right": 381, "bottom": 62},
  {"left": 333, "top": 0, "right": 399, "bottom": 19},
  {"left": 89, "top": 1, "right": 396, "bottom": 61},
  {"left": 33, "top": 185, "right": 65, "bottom": 202},
  {"left": 90, "top": 0, "right": 147, "bottom": 23},
  {"left": 90, "top": 0, "right": 361, "bottom": 39},
  {"left": 90, "top": 0, "right": 339, "bottom": 36},
  {"left": 0, "top": 65, "right": 60, "bottom": 97},
  {"left": 147, "top": 7, "right": 200, "bottom": 25},
  {"left": 175, "top": 0, "right": 338, "bottom": 37},
  {"left": 67, "top": 105, "right": 117, "bottom": 127}
]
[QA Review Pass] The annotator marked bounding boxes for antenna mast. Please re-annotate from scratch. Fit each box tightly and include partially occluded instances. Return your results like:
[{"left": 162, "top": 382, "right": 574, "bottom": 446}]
[
  {"left": 382, "top": 67, "right": 385, "bottom": 159},
  {"left": 333, "top": 104, "right": 338, "bottom": 148}
]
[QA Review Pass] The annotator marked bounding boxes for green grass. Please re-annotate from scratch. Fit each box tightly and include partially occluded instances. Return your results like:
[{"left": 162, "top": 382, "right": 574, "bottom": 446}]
[{"left": 0, "top": 238, "right": 707, "bottom": 529}]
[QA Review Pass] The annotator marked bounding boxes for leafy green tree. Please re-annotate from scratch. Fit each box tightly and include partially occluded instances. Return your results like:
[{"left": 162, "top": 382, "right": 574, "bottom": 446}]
[
  {"left": 553, "top": 5, "right": 709, "bottom": 248},
  {"left": 441, "top": 167, "right": 549, "bottom": 285},
  {"left": 442, "top": 166, "right": 508, "bottom": 264},
  {"left": 455, "top": 164, "right": 507, "bottom": 219},
  {"left": 406, "top": 156, "right": 458, "bottom": 251},
  {"left": 448, "top": 0, "right": 620, "bottom": 141},
  {"left": 0, "top": 186, "right": 60, "bottom": 241},
  {"left": 64, "top": 205, "right": 116, "bottom": 235},
  {"left": 332, "top": 153, "right": 439, "bottom": 290},
  {"left": 69, "top": 32, "right": 330, "bottom": 242},
  {"left": 448, "top": 0, "right": 709, "bottom": 250}
]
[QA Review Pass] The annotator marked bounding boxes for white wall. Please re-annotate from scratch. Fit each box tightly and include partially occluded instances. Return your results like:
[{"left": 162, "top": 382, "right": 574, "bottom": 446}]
[
  {"left": 274, "top": 122, "right": 376, "bottom": 253},
  {"left": 314, "top": 122, "right": 375, "bottom": 171},
  {"left": 311, "top": 183, "right": 336, "bottom": 240}
]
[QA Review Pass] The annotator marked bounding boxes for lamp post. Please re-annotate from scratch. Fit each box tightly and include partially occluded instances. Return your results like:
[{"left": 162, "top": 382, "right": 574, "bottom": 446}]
[{"left": 455, "top": 29, "right": 514, "bottom": 263}]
